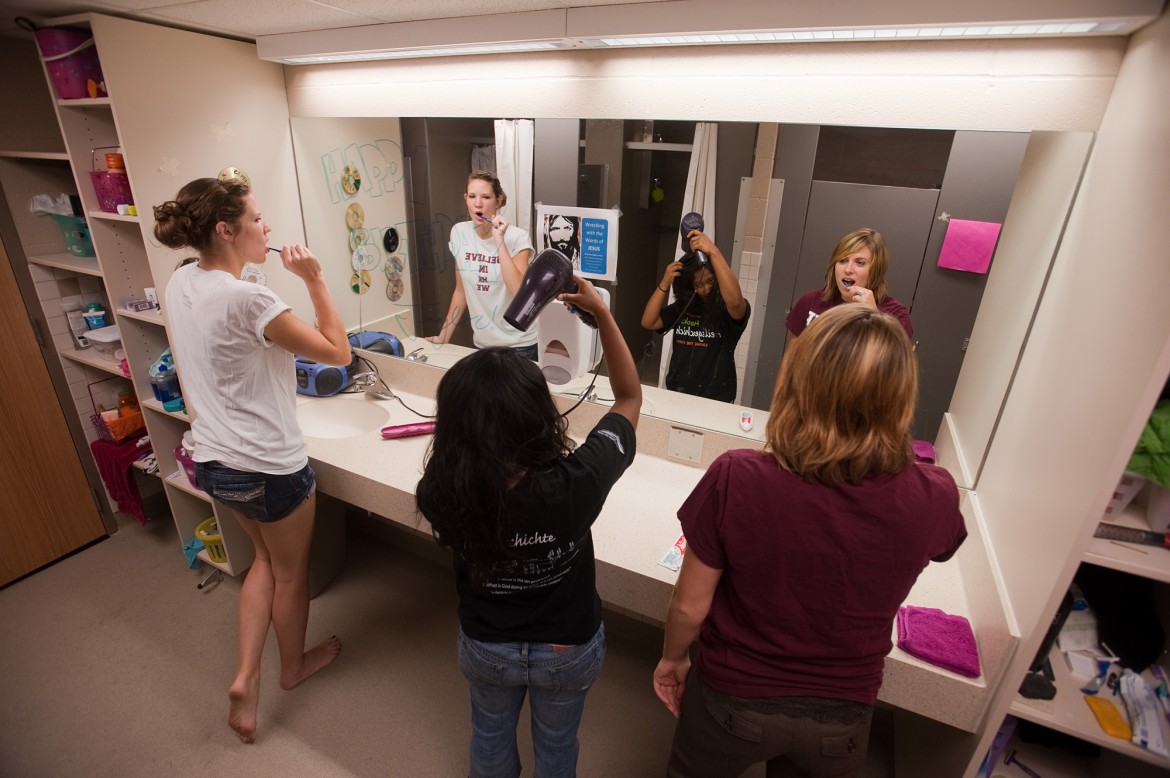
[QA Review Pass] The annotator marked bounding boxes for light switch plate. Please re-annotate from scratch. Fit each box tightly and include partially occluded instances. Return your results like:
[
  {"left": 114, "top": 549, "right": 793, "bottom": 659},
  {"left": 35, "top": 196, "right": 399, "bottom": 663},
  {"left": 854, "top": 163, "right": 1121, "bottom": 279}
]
[{"left": 667, "top": 426, "right": 703, "bottom": 464}]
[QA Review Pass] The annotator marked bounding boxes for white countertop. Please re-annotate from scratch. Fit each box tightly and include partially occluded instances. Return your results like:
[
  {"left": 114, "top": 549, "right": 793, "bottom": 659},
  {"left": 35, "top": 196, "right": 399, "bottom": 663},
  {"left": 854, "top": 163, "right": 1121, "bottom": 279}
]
[{"left": 297, "top": 355, "right": 1016, "bottom": 733}]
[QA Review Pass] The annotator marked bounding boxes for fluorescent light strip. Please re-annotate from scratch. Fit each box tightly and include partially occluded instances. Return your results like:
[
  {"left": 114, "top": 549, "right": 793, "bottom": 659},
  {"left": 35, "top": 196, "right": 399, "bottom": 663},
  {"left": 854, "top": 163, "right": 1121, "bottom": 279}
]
[
  {"left": 584, "top": 20, "right": 1136, "bottom": 49},
  {"left": 283, "top": 40, "right": 565, "bottom": 64}
]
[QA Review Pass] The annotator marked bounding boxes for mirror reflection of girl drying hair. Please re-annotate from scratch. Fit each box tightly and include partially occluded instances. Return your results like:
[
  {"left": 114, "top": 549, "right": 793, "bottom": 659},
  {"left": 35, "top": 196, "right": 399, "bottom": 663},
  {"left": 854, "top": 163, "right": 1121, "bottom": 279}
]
[
  {"left": 640, "top": 228, "right": 750, "bottom": 402},
  {"left": 654, "top": 305, "right": 965, "bottom": 777},
  {"left": 155, "top": 177, "right": 351, "bottom": 745},
  {"left": 417, "top": 276, "right": 640, "bottom": 778},
  {"left": 432, "top": 170, "right": 537, "bottom": 360}
]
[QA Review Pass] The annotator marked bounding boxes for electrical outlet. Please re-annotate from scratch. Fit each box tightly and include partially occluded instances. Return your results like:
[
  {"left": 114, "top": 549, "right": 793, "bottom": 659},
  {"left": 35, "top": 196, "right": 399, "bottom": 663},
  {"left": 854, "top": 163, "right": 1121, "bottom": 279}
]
[{"left": 667, "top": 426, "right": 703, "bottom": 464}]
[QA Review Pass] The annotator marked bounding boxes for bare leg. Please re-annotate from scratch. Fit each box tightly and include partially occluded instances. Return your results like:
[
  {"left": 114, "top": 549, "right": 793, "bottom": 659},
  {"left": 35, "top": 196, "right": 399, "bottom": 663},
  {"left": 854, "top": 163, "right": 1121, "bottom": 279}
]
[
  {"left": 226, "top": 506, "right": 273, "bottom": 744},
  {"left": 252, "top": 493, "right": 341, "bottom": 690}
]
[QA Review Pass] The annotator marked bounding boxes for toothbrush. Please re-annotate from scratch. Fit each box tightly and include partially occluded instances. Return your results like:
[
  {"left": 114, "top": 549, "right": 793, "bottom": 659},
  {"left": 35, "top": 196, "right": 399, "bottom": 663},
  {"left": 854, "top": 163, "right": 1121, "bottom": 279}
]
[{"left": 267, "top": 246, "right": 280, "bottom": 253}]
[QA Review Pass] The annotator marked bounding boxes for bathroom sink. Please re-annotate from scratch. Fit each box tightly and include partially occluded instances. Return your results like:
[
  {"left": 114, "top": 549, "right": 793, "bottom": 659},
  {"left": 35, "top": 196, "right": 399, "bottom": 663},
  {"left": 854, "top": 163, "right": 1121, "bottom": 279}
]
[{"left": 296, "top": 398, "right": 390, "bottom": 439}]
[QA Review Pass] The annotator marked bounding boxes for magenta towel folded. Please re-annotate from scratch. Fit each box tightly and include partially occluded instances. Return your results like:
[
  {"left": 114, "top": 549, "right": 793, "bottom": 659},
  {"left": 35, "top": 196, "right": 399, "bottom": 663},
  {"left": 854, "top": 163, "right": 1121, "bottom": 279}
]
[{"left": 896, "top": 605, "right": 981, "bottom": 678}]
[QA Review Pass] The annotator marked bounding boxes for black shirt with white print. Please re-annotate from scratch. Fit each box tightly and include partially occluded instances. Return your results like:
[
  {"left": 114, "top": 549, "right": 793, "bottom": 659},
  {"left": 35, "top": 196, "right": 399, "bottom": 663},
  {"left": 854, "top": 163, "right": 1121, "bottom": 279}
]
[{"left": 455, "top": 413, "right": 637, "bottom": 645}]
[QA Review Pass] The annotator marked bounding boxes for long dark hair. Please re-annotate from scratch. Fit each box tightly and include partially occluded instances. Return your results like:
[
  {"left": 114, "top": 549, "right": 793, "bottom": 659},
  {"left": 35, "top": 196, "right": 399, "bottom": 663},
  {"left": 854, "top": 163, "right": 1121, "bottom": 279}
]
[
  {"left": 416, "top": 347, "right": 574, "bottom": 586},
  {"left": 669, "top": 258, "right": 727, "bottom": 329}
]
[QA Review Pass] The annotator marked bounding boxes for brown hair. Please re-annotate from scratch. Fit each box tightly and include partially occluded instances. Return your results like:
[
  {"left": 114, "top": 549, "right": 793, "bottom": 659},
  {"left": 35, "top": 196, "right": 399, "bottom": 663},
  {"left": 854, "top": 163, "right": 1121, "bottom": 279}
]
[
  {"left": 766, "top": 305, "right": 916, "bottom": 485},
  {"left": 467, "top": 170, "right": 507, "bottom": 208},
  {"left": 820, "top": 227, "right": 890, "bottom": 304},
  {"left": 153, "top": 177, "right": 250, "bottom": 253}
]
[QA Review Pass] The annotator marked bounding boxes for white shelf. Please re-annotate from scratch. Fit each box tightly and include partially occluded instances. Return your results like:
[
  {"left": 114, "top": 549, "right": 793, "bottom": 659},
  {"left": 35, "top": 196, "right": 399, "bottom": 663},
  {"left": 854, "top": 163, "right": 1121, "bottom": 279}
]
[
  {"left": 116, "top": 308, "right": 164, "bottom": 325},
  {"left": 60, "top": 347, "right": 124, "bottom": 376},
  {"left": 1008, "top": 646, "right": 1170, "bottom": 769},
  {"left": 0, "top": 150, "right": 70, "bottom": 161},
  {"left": 56, "top": 97, "right": 111, "bottom": 108},
  {"left": 141, "top": 397, "right": 188, "bottom": 421},
  {"left": 196, "top": 548, "right": 232, "bottom": 575},
  {"left": 626, "top": 141, "right": 693, "bottom": 152},
  {"left": 28, "top": 252, "right": 102, "bottom": 277},
  {"left": 165, "top": 470, "right": 209, "bottom": 502},
  {"left": 1085, "top": 504, "right": 1170, "bottom": 584},
  {"left": 86, "top": 209, "right": 138, "bottom": 223}
]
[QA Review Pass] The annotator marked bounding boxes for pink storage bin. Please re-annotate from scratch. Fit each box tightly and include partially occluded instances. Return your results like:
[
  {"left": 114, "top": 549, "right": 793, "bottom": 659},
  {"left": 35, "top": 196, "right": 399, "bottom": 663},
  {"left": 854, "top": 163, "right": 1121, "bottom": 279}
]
[
  {"left": 174, "top": 444, "right": 199, "bottom": 489},
  {"left": 33, "top": 26, "right": 107, "bottom": 100}
]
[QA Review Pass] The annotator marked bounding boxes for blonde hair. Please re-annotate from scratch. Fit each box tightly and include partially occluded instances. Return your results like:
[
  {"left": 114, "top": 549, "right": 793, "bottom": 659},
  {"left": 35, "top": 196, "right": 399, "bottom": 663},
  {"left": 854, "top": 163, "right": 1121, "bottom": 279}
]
[
  {"left": 766, "top": 305, "right": 916, "bottom": 485},
  {"left": 820, "top": 227, "right": 890, "bottom": 304}
]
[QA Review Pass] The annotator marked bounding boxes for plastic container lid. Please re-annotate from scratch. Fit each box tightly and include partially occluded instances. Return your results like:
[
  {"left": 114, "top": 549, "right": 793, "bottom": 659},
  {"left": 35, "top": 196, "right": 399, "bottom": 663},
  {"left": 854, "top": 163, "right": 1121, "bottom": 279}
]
[{"left": 87, "top": 324, "right": 121, "bottom": 343}]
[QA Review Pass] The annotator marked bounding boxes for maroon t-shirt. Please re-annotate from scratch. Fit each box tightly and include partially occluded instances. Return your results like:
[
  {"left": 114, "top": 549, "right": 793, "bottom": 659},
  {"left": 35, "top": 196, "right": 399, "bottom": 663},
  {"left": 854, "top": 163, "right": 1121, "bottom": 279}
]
[
  {"left": 679, "top": 449, "right": 966, "bottom": 704},
  {"left": 787, "top": 288, "right": 914, "bottom": 340}
]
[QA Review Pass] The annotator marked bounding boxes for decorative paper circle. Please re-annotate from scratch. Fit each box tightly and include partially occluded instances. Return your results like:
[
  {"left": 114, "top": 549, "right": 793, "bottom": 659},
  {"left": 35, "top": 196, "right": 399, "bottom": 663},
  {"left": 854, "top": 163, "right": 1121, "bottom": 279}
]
[
  {"left": 345, "top": 202, "right": 365, "bottom": 230},
  {"left": 385, "top": 255, "right": 404, "bottom": 274},
  {"left": 350, "top": 269, "right": 371, "bottom": 295},
  {"left": 341, "top": 163, "right": 362, "bottom": 195},
  {"left": 348, "top": 227, "right": 370, "bottom": 254},
  {"left": 241, "top": 263, "right": 267, "bottom": 285},
  {"left": 351, "top": 244, "right": 379, "bottom": 272},
  {"left": 218, "top": 166, "right": 252, "bottom": 188},
  {"left": 385, "top": 275, "right": 404, "bottom": 302},
  {"left": 382, "top": 227, "right": 400, "bottom": 254}
]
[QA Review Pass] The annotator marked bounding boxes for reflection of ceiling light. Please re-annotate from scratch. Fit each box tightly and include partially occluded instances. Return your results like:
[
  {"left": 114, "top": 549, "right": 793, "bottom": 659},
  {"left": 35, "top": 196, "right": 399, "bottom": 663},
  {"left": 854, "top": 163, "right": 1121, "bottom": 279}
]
[{"left": 258, "top": 2, "right": 1162, "bottom": 65}]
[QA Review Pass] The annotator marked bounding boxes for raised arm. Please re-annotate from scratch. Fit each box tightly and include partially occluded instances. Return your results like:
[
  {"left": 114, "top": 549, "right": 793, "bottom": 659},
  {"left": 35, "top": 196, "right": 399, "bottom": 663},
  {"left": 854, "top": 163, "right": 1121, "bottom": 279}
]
[
  {"left": 641, "top": 261, "right": 684, "bottom": 330},
  {"left": 689, "top": 230, "right": 747, "bottom": 321},
  {"left": 263, "top": 245, "right": 350, "bottom": 366},
  {"left": 561, "top": 276, "right": 641, "bottom": 428},
  {"left": 488, "top": 215, "right": 531, "bottom": 298}
]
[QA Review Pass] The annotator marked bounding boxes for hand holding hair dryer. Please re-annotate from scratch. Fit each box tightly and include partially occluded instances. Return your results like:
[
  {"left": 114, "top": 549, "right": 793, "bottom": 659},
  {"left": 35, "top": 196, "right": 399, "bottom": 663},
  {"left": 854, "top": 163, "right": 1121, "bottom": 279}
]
[
  {"left": 503, "top": 249, "right": 597, "bottom": 331},
  {"left": 679, "top": 211, "right": 710, "bottom": 271}
]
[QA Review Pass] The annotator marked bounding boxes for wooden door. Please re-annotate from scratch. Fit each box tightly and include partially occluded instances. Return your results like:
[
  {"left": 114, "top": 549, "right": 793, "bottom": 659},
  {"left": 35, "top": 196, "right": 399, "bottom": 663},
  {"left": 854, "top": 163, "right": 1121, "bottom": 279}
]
[{"left": 0, "top": 235, "right": 106, "bottom": 586}]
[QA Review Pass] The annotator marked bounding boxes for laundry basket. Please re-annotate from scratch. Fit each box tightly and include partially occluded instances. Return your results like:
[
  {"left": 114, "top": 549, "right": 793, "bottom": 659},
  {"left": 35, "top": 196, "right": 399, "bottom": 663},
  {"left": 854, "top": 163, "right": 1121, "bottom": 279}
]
[{"left": 195, "top": 517, "right": 227, "bottom": 564}]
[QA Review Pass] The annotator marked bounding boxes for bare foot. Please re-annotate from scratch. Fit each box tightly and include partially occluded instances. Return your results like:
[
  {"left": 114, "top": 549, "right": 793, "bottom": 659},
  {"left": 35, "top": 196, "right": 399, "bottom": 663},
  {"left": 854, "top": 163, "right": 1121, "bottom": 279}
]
[
  {"left": 280, "top": 635, "right": 342, "bottom": 690},
  {"left": 228, "top": 673, "right": 260, "bottom": 744}
]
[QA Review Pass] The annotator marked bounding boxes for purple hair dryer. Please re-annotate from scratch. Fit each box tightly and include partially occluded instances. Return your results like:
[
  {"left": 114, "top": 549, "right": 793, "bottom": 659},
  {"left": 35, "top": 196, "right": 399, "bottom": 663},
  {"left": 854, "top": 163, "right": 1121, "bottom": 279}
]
[
  {"left": 679, "top": 211, "right": 710, "bottom": 270},
  {"left": 503, "top": 249, "right": 597, "bottom": 331}
]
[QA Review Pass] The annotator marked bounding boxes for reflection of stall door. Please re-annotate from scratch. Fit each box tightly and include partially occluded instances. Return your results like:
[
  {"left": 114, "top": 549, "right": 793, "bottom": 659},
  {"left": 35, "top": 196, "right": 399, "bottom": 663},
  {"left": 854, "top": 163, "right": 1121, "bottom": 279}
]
[{"left": 789, "top": 181, "right": 946, "bottom": 438}]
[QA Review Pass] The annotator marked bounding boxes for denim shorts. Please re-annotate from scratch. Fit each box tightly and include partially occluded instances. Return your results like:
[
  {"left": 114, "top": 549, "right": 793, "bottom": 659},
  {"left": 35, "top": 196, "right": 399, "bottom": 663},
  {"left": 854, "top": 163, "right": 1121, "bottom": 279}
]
[{"left": 194, "top": 461, "right": 315, "bottom": 523}]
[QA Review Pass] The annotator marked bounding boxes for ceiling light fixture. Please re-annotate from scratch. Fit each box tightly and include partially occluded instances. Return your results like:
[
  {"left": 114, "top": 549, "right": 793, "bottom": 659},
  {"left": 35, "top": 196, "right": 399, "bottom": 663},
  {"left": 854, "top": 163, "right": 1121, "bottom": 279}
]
[{"left": 257, "top": 1, "right": 1162, "bottom": 66}]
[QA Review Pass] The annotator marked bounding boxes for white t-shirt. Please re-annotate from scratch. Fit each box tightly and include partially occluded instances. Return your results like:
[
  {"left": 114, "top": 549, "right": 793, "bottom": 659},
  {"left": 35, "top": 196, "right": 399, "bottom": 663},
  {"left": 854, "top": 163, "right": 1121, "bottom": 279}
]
[
  {"left": 448, "top": 220, "right": 537, "bottom": 348},
  {"left": 165, "top": 262, "right": 306, "bottom": 474}
]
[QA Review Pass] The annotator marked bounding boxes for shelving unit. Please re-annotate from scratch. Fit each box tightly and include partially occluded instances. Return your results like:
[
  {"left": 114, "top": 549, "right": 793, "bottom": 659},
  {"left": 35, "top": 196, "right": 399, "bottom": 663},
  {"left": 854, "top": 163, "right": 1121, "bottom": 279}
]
[
  {"left": 1003, "top": 494, "right": 1170, "bottom": 772},
  {"left": 0, "top": 12, "right": 302, "bottom": 580}
]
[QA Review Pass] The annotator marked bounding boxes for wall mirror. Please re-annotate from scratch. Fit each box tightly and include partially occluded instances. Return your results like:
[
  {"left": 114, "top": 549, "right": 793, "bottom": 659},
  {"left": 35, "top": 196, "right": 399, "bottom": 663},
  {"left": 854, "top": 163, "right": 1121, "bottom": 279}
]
[{"left": 290, "top": 116, "right": 1092, "bottom": 486}]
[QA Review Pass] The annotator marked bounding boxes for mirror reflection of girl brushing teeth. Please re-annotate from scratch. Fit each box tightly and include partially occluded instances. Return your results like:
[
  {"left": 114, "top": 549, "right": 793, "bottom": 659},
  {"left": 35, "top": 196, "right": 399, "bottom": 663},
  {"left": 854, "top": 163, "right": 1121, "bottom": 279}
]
[{"left": 432, "top": 171, "right": 537, "bottom": 360}]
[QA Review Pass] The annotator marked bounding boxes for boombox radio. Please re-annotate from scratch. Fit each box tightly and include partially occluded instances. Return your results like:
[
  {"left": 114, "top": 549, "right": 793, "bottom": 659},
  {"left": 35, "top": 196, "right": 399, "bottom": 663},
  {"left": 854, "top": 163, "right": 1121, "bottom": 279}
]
[{"left": 295, "top": 353, "right": 357, "bottom": 397}]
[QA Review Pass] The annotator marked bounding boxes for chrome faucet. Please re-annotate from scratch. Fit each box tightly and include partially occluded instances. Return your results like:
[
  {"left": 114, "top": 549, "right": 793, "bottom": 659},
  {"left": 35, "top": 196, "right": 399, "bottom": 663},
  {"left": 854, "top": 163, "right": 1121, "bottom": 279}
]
[
  {"left": 405, "top": 347, "right": 428, "bottom": 363},
  {"left": 577, "top": 385, "right": 598, "bottom": 402}
]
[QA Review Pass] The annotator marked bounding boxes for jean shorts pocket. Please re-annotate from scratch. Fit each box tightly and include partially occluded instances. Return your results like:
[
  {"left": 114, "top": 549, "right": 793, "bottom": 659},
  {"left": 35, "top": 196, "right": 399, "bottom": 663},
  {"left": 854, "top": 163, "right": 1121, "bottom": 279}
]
[{"left": 703, "top": 695, "right": 763, "bottom": 743}]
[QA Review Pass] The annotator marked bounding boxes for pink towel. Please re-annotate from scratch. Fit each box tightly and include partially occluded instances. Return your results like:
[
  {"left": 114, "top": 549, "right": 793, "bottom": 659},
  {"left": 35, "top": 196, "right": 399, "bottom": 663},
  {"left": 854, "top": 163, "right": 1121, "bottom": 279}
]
[
  {"left": 91, "top": 439, "right": 150, "bottom": 526},
  {"left": 896, "top": 605, "right": 981, "bottom": 678}
]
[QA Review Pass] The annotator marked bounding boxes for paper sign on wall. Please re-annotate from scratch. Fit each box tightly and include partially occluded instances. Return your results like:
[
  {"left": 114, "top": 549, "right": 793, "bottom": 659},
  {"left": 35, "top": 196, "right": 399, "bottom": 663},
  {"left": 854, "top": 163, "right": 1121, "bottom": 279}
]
[
  {"left": 937, "top": 218, "right": 1003, "bottom": 275},
  {"left": 534, "top": 204, "right": 620, "bottom": 282}
]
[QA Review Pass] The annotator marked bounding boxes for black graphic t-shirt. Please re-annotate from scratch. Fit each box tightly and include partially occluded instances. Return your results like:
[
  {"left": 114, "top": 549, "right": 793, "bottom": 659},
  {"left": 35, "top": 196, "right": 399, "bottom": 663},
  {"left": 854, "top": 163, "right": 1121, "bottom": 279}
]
[
  {"left": 658, "top": 300, "right": 751, "bottom": 403},
  {"left": 455, "top": 413, "right": 636, "bottom": 645}
]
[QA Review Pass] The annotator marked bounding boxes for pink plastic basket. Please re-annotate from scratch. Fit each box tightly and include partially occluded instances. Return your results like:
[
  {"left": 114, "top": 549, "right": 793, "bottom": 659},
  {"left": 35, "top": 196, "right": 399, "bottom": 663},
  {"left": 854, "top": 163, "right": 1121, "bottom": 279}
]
[
  {"left": 34, "top": 27, "right": 107, "bottom": 100},
  {"left": 90, "top": 149, "right": 133, "bottom": 212}
]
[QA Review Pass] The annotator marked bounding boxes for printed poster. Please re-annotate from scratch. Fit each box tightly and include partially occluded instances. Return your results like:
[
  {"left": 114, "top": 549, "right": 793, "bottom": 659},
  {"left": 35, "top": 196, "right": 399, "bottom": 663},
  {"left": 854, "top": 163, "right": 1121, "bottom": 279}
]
[{"left": 534, "top": 204, "right": 620, "bottom": 282}]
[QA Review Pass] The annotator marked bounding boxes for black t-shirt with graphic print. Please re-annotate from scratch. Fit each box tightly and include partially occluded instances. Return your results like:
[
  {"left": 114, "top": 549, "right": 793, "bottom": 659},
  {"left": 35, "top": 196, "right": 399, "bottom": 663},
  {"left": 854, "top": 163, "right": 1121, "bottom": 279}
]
[
  {"left": 455, "top": 413, "right": 636, "bottom": 645},
  {"left": 657, "top": 300, "right": 751, "bottom": 403}
]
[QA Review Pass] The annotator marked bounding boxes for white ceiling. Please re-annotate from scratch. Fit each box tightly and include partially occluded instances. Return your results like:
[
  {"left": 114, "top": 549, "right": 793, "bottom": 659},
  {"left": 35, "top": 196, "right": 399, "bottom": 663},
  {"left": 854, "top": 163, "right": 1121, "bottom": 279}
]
[{"left": 0, "top": 0, "right": 660, "bottom": 39}]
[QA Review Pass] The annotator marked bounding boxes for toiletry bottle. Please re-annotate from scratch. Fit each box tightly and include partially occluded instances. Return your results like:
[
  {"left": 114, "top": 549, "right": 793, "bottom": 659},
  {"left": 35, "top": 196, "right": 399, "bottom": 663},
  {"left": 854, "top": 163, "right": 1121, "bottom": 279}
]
[{"left": 62, "top": 299, "right": 91, "bottom": 348}]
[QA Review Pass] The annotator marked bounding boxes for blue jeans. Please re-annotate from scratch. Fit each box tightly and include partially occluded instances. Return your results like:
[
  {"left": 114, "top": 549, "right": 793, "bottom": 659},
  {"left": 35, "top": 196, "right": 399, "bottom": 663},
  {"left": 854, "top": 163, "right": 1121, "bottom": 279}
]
[{"left": 457, "top": 623, "right": 606, "bottom": 778}]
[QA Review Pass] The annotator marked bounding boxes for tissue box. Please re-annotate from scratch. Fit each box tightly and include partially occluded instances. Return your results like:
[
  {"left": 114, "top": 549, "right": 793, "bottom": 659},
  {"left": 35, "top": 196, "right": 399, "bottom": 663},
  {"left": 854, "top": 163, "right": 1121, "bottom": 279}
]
[{"left": 87, "top": 324, "right": 121, "bottom": 359}]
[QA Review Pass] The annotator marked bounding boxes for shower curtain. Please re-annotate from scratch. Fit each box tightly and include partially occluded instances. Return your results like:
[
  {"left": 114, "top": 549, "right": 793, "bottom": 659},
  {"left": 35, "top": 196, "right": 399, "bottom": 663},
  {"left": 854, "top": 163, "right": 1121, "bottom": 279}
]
[
  {"left": 494, "top": 119, "right": 535, "bottom": 234},
  {"left": 659, "top": 121, "right": 719, "bottom": 390}
]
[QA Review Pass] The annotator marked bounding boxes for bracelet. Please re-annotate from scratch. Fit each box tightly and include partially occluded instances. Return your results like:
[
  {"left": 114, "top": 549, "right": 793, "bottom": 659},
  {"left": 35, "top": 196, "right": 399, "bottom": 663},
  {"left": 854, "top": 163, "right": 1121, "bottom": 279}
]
[{"left": 658, "top": 285, "right": 669, "bottom": 293}]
